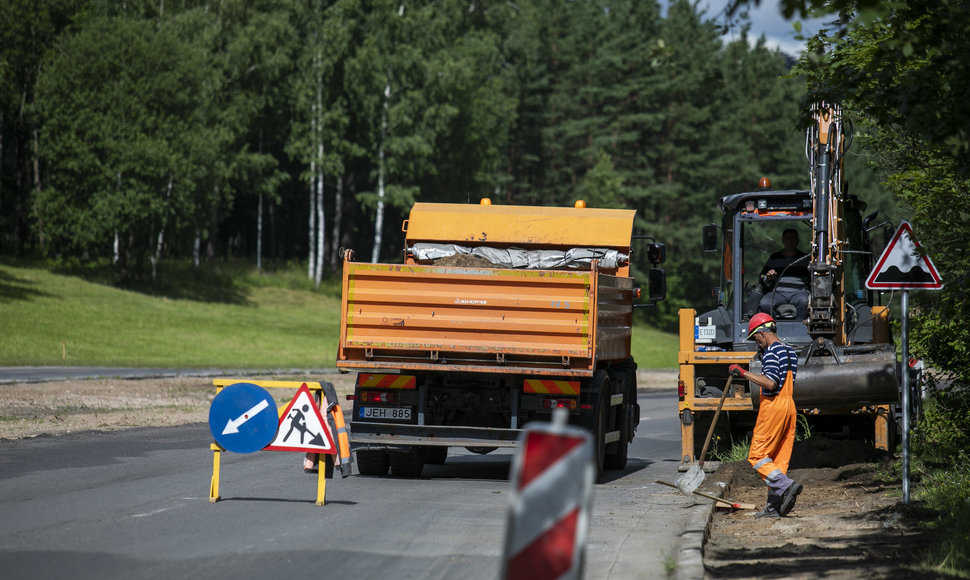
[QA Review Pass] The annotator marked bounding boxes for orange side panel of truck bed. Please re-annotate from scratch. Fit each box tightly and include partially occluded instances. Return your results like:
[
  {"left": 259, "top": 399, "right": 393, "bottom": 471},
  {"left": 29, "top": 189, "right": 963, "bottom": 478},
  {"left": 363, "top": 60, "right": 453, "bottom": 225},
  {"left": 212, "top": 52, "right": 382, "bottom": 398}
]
[{"left": 337, "top": 262, "right": 633, "bottom": 376}]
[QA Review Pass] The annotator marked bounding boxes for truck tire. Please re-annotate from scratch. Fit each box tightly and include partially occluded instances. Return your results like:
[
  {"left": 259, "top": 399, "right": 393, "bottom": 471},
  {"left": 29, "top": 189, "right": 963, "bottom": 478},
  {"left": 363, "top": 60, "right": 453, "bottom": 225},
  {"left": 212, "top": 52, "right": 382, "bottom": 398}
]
[
  {"left": 356, "top": 450, "right": 390, "bottom": 476},
  {"left": 604, "top": 402, "right": 630, "bottom": 470},
  {"left": 592, "top": 371, "right": 611, "bottom": 481},
  {"left": 605, "top": 366, "right": 635, "bottom": 470},
  {"left": 422, "top": 446, "right": 448, "bottom": 465},
  {"left": 390, "top": 448, "right": 425, "bottom": 477}
]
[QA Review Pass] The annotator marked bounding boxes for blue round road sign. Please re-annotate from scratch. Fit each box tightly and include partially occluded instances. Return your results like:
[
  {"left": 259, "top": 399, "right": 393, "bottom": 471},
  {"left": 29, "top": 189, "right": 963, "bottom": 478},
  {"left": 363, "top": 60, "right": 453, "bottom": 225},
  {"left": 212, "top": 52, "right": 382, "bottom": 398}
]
[{"left": 208, "top": 383, "right": 278, "bottom": 453}]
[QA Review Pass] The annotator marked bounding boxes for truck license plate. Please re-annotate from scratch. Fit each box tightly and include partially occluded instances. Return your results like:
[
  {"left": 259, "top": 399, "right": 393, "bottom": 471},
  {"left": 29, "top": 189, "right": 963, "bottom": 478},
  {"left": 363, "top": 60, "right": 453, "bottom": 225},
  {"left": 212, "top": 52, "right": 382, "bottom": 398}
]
[{"left": 360, "top": 407, "right": 412, "bottom": 421}]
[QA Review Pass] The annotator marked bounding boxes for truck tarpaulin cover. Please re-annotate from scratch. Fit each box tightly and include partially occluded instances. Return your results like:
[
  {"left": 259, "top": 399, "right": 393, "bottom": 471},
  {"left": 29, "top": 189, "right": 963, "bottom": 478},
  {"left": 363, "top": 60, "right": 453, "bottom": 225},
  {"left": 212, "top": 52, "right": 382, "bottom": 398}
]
[{"left": 412, "top": 243, "right": 629, "bottom": 270}]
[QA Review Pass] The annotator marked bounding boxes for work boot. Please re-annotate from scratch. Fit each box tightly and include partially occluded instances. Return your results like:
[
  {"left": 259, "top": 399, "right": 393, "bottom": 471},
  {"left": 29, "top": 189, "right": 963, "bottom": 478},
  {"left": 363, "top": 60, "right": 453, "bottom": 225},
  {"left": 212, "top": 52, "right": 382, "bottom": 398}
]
[
  {"left": 754, "top": 505, "right": 780, "bottom": 519},
  {"left": 779, "top": 481, "right": 803, "bottom": 516}
]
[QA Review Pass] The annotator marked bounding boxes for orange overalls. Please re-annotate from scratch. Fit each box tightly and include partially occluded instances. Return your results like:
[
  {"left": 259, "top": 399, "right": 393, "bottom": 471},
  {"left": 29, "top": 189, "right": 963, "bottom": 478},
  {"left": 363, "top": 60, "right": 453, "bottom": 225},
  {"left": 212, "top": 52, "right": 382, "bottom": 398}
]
[{"left": 748, "top": 357, "right": 797, "bottom": 495}]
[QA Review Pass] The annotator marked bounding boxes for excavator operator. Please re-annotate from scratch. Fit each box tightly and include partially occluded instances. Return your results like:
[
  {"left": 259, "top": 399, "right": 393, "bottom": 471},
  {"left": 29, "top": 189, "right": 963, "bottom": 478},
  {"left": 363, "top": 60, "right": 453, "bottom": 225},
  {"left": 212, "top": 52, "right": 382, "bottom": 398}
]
[{"left": 757, "top": 228, "right": 810, "bottom": 320}]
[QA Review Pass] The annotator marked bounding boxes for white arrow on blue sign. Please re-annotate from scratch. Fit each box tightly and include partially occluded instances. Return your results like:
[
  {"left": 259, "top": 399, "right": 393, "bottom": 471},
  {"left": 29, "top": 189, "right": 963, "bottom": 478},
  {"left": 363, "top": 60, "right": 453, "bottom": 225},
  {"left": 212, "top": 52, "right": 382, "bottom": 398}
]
[{"left": 208, "top": 383, "right": 278, "bottom": 453}]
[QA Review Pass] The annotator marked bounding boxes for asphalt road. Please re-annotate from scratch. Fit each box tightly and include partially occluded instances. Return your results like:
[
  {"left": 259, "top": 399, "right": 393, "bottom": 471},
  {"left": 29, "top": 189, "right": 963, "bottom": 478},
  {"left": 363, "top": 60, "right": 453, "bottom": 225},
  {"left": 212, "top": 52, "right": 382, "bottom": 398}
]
[{"left": 0, "top": 391, "right": 700, "bottom": 579}]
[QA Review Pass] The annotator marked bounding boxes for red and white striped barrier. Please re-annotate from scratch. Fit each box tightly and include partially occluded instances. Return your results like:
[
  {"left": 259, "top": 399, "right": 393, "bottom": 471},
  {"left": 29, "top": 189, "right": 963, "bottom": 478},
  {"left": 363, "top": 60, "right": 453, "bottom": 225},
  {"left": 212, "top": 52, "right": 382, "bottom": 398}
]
[{"left": 501, "top": 412, "right": 594, "bottom": 580}]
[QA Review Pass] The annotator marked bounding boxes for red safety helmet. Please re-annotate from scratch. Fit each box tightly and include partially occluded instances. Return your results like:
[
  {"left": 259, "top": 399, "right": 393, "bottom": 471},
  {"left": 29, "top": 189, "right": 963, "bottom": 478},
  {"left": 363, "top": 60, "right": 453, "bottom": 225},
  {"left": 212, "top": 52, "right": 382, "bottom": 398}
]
[{"left": 747, "top": 312, "right": 776, "bottom": 339}]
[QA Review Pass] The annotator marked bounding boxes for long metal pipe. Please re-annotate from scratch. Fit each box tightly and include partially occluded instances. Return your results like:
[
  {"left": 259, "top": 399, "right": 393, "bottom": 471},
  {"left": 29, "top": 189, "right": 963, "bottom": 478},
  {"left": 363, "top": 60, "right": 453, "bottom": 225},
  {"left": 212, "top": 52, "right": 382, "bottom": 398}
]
[{"left": 750, "top": 350, "right": 898, "bottom": 408}]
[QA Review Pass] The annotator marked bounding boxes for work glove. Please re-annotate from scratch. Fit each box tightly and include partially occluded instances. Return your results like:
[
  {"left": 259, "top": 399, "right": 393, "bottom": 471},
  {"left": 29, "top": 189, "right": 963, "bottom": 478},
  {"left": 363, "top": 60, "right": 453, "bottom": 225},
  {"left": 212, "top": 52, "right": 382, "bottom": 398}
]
[{"left": 729, "top": 364, "right": 745, "bottom": 378}]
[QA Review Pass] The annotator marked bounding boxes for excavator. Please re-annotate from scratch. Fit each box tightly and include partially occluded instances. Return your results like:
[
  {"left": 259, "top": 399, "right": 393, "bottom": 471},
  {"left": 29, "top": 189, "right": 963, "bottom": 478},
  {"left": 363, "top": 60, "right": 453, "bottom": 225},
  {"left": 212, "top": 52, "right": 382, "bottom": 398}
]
[{"left": 677, "top": 103, "right": 905, "bottom": 465}]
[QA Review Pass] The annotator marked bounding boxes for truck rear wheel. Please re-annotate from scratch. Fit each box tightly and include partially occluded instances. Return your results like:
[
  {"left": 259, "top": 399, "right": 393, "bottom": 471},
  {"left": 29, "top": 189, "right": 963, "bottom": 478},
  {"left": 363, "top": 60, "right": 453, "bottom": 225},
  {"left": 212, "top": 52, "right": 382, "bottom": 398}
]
[
  {"left": 422, "top": 446, "right": 448, "bottom": 465},
  {"left": 390, "top": 448, "right": 425, "bottom": 477},
  {"left": 356, "top": 450, "right": 390, "bottom": 476},
  {"left": 604, "top": 402, "right": 631, "bottom": 470},
  {"left": 592, "top": 371, "right": 611, "bottom": 480}
]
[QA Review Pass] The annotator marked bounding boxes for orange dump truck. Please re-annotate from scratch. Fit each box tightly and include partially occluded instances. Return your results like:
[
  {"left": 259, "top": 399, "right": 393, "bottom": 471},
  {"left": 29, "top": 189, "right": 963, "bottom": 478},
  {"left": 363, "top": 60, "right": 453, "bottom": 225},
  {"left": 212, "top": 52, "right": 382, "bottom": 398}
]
[{"left": 337, "top": 201, "right": 666, "bottom": 478}]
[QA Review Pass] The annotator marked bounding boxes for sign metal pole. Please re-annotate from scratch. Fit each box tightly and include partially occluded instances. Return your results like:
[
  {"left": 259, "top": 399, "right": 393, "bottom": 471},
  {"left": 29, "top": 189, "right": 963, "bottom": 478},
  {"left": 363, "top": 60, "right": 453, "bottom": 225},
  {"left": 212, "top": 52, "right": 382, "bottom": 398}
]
[{"left": 901, "top": 290, "right": 910, "bottom": 504}]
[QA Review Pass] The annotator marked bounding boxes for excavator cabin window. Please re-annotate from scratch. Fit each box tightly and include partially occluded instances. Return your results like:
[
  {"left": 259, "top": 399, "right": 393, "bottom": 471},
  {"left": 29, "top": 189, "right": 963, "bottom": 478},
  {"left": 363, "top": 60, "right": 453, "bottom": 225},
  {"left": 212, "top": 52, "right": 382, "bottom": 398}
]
[{"left": 739, "top": 219, "right": 812, "bottom": 320}]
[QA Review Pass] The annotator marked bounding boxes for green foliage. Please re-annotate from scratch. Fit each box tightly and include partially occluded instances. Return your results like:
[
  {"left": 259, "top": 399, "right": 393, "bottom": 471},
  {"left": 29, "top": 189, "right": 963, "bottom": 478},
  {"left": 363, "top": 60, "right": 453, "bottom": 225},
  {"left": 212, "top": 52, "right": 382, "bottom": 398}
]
[
  {"left": 7, "top": 0, "right": 831, "bottom": 332},
  {"left": 911, "top": 454, "right": 970, "bottom": 577},
  {"left": 913, "top": 384, "right": 970, "bottom": 466},
  {"left": 713, "top": 437, "right": 751, "bottom": 463}
]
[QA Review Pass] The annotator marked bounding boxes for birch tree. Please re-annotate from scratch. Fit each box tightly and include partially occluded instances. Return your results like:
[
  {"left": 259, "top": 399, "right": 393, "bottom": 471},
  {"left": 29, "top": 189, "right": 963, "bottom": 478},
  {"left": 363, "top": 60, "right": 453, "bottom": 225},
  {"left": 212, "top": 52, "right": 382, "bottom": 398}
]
[{"left": 288, "top": 0, "right": 357, "bottom": 284}]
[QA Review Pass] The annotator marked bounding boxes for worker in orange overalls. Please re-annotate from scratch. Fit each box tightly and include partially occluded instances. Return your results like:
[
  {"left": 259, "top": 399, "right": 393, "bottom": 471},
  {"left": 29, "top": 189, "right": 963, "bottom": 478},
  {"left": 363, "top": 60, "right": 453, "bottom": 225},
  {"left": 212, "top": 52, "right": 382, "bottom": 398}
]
[{"left": 729, "top": 313, "right": 803, "bottom": 518}]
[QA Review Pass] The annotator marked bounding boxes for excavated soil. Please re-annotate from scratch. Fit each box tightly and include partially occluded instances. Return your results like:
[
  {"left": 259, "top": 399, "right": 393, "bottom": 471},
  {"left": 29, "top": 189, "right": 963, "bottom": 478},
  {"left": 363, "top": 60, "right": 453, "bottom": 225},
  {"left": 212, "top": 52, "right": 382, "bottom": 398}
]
[{"left": 703, "top": 437, "right": 944, "bottom": 579}]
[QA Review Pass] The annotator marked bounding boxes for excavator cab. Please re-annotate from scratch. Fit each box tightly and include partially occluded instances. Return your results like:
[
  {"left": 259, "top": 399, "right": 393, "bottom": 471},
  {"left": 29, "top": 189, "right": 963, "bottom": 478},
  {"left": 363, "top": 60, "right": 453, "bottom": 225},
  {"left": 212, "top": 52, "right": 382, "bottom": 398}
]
[{"left": 699, "top": 188, "right": 880, "bottom": 350}]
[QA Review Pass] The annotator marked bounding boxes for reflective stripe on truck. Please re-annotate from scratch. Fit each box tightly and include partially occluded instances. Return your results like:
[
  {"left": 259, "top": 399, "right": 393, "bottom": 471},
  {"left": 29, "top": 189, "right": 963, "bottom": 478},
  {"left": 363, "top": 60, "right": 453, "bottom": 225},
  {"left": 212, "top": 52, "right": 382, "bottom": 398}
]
[
  {"left": 523, "top": 379, "right": 581, "bottom": 395},
  {"left": 358, "top": 374, "right": 417, "bottom": 389}
]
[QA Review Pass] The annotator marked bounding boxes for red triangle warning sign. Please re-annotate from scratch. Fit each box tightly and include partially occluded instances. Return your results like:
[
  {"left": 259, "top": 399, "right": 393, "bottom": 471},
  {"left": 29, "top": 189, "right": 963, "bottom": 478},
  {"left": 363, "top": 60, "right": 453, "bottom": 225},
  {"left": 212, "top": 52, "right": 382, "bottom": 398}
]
[
  {"left": 264, "top": 383, "right": 336, "bottom": 454},
  {"left": 866, "top": 220, "right": 943, "bottom": 290}
]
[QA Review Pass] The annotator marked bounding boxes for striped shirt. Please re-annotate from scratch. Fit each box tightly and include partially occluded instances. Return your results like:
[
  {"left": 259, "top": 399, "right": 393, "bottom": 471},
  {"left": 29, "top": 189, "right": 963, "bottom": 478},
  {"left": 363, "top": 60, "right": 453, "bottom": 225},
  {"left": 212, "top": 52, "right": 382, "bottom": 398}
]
[{"left": 759, "top": 340, "right": 797, "bottom": 396}]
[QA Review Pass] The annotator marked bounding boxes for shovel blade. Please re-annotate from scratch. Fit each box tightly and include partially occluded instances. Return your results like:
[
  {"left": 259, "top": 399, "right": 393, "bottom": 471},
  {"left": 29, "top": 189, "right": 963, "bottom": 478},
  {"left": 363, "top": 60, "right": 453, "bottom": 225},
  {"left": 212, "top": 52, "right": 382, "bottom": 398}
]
[{"left": 674, "top": 465, "right": 704, "bottom": 495}]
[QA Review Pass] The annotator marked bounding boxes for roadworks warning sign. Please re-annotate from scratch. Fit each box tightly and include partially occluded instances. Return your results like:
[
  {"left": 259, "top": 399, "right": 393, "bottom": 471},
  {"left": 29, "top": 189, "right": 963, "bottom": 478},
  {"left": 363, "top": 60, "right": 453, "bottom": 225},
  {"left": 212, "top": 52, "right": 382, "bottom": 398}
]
[
  {"left": 866, "top": 220, "right": 943, "bottom": 291},
  {"left": 264, "top": 383, "right": 336, "bottom": 454}
]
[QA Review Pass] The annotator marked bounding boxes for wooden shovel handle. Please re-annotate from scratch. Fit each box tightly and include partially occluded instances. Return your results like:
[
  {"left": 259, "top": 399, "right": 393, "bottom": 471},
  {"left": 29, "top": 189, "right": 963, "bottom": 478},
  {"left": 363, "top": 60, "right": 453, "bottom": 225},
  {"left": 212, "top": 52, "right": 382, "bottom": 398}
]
[{"left": 697, "top": 375, "right": 734, "bottom": 469}]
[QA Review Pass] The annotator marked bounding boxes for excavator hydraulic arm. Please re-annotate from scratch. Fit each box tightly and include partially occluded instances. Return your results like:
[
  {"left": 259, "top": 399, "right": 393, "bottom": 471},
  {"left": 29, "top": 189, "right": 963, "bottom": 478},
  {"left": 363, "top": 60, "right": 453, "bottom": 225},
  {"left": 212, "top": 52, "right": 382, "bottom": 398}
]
[{"left": 807, "top": 103, "right": 848, "bottom": 344}]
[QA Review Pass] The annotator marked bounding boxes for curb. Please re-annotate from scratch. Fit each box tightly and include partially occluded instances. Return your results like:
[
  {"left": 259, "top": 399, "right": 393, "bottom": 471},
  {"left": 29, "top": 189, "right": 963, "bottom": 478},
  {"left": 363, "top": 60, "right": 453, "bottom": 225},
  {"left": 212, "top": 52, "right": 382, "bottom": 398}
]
[{"left": 674, "top": 493, "right": 716, "bottom": 580}]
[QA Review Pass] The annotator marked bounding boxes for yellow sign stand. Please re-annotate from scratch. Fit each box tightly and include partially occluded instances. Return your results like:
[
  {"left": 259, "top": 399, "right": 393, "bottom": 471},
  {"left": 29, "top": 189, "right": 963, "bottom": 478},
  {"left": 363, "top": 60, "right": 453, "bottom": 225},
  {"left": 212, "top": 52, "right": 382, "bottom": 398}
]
[{"left": 209, "top": 379, "right": 335, "bottom": 506}]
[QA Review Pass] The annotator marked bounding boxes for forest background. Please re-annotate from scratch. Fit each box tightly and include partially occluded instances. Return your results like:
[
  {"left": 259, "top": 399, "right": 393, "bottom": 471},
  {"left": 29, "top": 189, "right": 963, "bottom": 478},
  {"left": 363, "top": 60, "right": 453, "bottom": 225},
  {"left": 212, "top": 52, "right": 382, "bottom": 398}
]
[{"left": 0, "top": 0, "right": 899, "bottom": 333}]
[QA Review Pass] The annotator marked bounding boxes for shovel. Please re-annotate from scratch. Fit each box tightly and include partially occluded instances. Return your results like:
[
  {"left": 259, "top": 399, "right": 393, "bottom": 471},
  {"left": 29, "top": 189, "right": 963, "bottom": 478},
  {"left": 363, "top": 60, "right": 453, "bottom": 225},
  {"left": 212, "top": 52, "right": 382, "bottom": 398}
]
[
  {"left": 674, "top": 375, "right": 735, "bottom": 495},
  {"left": 655, "top": 479, "right": 756, "bottom": 510}
]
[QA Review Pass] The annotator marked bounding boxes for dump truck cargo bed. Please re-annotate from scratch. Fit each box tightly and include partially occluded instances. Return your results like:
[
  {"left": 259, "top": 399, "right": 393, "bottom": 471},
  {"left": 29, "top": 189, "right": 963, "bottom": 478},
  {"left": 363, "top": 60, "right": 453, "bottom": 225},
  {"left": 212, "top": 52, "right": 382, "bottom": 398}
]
[{"left": 337, "top": 260, "right": 634, "bottom": 377}]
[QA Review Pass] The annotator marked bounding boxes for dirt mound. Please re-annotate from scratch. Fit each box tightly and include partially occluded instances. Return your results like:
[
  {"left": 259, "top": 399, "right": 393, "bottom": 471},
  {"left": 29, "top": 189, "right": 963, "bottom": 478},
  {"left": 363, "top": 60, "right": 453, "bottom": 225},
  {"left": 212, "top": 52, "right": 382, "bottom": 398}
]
[
  {"left": 704, "top": 439, "right": 940, "bottom": 579},
  {"left": 431, "top": 253, "right": 496, "bottom": 267},
  {"left": 790, "top": 435, "right": 892, "bottom": 469}
]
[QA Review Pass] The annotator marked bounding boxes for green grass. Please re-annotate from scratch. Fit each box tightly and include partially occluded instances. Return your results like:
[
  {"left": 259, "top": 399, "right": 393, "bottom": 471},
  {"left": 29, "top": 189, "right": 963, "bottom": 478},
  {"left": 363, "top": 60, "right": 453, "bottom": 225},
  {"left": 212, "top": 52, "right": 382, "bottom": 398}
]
[
  {"left": 0, "top": 262, "right": 341, "bottom": 367},
  {"left": 631, "top": 322, "right": 678, "bottom": 369},
  {"left": 0, "top": 262, "right": 678, "bottom": 369}
]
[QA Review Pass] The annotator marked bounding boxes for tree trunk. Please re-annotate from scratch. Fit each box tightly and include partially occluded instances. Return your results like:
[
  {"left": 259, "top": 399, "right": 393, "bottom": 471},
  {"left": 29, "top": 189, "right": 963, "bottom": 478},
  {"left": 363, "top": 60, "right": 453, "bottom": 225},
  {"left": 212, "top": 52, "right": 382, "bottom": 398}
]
[
  {"left": 308, "top": 163, "right": 316, "bottom": 279},
  {"left": 372, "top": 77, "right": 391, "bottom": 264},
  {"left": 314, "top": 51, "right": 325, "bottom": 288},
  {"left": 151, "top": 174, "right": 172, "bottom": 282},
  {"left": 330, "top": 174, "right": 343, "bottom": 270},
  {"left": 193, "top": 229, "right": 201, "bottom": 268},
  {"left": 32, "top": 127, "right": 44, "bottom": 253},
  {"left": 257, "top": 192, "right": 263, "bottom": 273},
  {"left": 315, "top": 168, "right": 324, "bottom": 288},
  {"left": 207, "top": 186, "right": 219, "bottom": 260},
  {"left": 151, "top": 227, "right": 164, "bottom": 282}
]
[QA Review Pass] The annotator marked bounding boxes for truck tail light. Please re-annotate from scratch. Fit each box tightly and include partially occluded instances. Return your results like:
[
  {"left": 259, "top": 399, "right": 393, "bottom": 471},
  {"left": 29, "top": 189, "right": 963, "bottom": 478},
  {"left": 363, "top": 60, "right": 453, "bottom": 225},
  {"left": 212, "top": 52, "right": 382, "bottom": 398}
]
[
  {"left": 346, "top": 394, "right": 357, "bottom": 401},
  {"left": 542, "top": 398, "right": 577, "bottom": 410},
  {"left": 678, "top": 380, "right": 686, "bottom": 402},
  {"left": 360, "top": 390, "right": 397, "bottom": 403}
]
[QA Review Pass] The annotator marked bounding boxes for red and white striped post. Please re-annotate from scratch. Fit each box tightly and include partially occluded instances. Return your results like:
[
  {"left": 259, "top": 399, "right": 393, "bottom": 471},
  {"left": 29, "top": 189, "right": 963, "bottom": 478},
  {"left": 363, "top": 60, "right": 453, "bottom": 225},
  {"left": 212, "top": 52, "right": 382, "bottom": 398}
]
[{"left": 501, "top": 409, "right": 594, "bottom": 580}]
